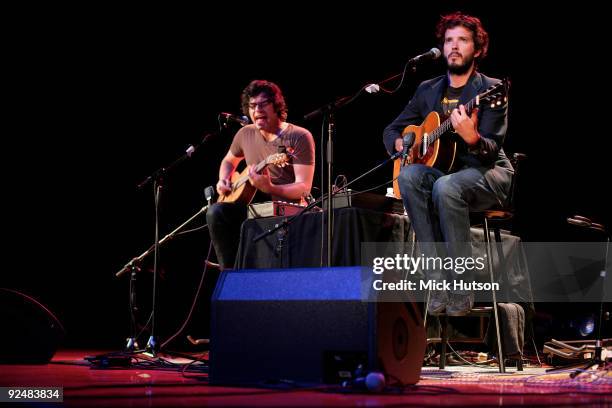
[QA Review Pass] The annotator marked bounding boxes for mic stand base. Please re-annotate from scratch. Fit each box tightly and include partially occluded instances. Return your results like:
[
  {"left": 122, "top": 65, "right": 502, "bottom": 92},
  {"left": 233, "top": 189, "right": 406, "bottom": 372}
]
[
  {"left": 93, "top": 201, "right": 216, "bottom": 369},
  {"left": 144, "top": 336, "right": 158, "bottom": 357},
  {"left": 546, "top": 341, "right": 605, "bottom": 377},
  {"left": 125, "top": 337, "right": 139, "bottom": 353},
  {"left": 547, "top": 232, "right": 610, "bottom": 378}
]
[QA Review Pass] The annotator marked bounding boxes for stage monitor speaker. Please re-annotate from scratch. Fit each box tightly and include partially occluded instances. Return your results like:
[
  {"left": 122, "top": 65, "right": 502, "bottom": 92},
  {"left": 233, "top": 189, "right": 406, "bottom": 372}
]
[
  {"left": 0, "top": 288, "right": 65, "bottom": 364},
  {"left": 209, "top": 266, "right": 426, "bottom": 386}
]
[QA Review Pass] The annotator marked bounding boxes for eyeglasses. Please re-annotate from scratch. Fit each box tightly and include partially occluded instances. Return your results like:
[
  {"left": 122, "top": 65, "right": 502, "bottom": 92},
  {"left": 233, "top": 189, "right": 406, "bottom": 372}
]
[{"left": 248, "top": 99, "right": 272, "bottom": 110}]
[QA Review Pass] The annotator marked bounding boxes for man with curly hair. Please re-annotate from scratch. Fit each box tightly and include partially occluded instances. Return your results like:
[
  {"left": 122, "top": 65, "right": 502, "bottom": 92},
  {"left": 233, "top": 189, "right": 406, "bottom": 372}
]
[
  {"left": 383, "top": 12, "right": 514, "bottom": 316},
  {"left": 207, "top": 80, "right": 315, "bottom": 269}
]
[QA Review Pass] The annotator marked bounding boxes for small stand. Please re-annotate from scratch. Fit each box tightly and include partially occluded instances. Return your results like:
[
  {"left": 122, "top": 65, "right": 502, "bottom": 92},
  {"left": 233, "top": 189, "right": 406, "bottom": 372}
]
[
  {"left": 125, "top": 264, "right": 140, "bottom": 352},
  {"left": 304, "top": 96, "right": 352, "bottom": 266},
  {"left": 112, "top": 131, "right": 218, "bottom": 358},
  {"left": 547, "top": 215, "right": 610, "bottom": 377}
]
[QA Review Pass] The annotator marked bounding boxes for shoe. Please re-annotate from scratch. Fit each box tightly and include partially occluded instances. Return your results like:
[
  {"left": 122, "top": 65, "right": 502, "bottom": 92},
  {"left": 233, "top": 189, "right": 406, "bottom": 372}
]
[
  {"left": 427, "top": 290, "right": 448, "bottom": 315},
  {"left": 446, "top": 292, "right": 474, "bottom": 316}
]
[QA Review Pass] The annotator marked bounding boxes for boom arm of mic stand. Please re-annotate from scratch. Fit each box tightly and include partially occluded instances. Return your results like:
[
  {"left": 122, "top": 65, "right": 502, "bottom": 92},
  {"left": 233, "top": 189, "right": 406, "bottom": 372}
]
[
  {"left": 303, "top": 96, "right": 353, "bottom": 122},
  {"left": 115, "top": 203, "right": 210, "bottom": 278},
  {"left": 136, "top": 131, "right": 218, "bottom": 190},
  {"left": 252, "top": 152, "right": 401, "bottom": 244}
]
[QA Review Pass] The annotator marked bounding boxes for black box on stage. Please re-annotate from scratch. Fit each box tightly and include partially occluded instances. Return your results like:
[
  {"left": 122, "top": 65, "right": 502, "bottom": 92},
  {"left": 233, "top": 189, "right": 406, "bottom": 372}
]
[{"left": 209, "top": 266, "right": 425, "bottom": 386}]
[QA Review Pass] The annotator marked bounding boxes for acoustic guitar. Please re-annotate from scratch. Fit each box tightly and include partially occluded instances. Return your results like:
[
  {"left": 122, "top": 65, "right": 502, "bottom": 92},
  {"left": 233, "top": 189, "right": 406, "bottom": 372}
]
[
  {"left": 217, "top": 152, "right": 290, "bottom": 204},
  {"left": 392, "top": 79, "right": 509, "bottom": 199}
]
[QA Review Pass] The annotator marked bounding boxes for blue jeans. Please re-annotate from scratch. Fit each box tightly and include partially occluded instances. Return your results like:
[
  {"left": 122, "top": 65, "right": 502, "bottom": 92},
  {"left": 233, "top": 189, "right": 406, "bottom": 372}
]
[{"left": 398, "top": 164, "right": 507, "bottom": 294}]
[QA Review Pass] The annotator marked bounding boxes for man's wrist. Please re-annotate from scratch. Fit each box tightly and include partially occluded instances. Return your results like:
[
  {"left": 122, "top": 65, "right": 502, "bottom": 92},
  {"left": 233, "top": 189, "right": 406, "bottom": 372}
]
[{"left": 467, "top": 135, "right": 485, "bottom": 154}]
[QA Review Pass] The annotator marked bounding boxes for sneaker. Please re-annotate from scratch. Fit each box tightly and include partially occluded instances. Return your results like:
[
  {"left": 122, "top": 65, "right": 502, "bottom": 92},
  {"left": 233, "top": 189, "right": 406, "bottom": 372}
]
[
  {"left": 446, "top": 292, "right": 474, "bottom": 316},
  {"left": 427, "top": 290, "right": 448, "bottom": 315}
]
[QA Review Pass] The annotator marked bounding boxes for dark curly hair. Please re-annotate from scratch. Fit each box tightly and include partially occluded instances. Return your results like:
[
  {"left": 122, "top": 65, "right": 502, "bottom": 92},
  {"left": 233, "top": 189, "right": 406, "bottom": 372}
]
[
  {"left": 241, "top": 80, "right": 288, "bottom": 121},
  {"left": 435, "top": 12, "right": 489, "bottom": 65}
]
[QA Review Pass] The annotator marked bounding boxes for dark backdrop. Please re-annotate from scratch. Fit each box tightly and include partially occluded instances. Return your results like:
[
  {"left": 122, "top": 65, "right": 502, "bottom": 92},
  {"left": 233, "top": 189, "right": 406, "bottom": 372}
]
[{"left": 4, "top": 3, "right": 610, "bottom": 349}]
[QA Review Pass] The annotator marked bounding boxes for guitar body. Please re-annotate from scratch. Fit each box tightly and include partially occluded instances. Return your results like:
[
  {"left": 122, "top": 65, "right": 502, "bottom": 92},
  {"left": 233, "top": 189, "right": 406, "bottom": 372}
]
[
  {"left": 217, "top": 167, "right": 257, "bottom": 205},
  {"left": 392, "top": 111, "right": 457, "bottom": 199}
]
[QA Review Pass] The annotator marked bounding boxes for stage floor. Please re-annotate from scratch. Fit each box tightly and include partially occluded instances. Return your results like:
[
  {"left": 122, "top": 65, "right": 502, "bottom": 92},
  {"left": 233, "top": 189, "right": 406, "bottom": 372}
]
[{"left": 0, "top": 350, "right": 610, "bottom": 407}]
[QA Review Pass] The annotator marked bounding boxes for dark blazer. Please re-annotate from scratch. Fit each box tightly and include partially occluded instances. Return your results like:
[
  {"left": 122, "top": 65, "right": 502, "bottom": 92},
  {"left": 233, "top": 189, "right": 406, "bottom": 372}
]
[{"left": 383, "top": 72, "right": 514, "bottom": 203}]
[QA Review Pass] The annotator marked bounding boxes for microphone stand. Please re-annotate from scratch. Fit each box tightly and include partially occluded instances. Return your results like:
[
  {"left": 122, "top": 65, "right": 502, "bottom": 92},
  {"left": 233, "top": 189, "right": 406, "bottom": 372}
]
[
  {"left": 136, "top": 133, "right": 216, "bottom": 356},
  {"left": 326, "top": 110, "right": 334, "bottom": 268},
  {"left": 146, "top": 180, "right": 162, "bottom": 356},
  {"left": 86, "top": 194, "right": 213, "bottom": 368},
  {"left": 115, "top": 200, "right": 212, "bottom": 279},
  {"left": 301, "top": 51, "right": 436, "bottom": 267},
  {"left": 136, "top": 131, "right": 217, "bottom": 190},
  {"left": 304, "top": 96, "right": 352, "bottom": 267},
  {"left": 546, "top": 216, "right": 610, "bottom": 377},
  {"left": 252, "top": 151, "right": 403, "bottom": 255},
  {"left": 115, "top": 129, "right": 218, "bottom": 357},
  {"left": 114, "top": 198, "right": 212, "bottom": 354}
]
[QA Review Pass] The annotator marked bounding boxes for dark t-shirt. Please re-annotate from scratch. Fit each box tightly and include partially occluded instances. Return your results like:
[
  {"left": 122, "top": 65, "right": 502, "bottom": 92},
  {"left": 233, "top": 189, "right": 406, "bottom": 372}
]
[
  {"left": 229, "top": 123, "right": 315, "bottom": 201},
  {"left": 441, "top": 85, "right": 464, "bottom": 117},
  {"left": 442, "top": 85, "right": 475, "bottom": 165}
]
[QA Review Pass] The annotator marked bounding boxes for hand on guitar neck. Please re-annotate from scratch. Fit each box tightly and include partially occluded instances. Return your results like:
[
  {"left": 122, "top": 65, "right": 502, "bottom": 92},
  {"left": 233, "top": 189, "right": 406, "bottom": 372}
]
[
  {"left": 247, "top": 165, "right": 273, "bottom": 194},
  {"left": 217, "top": 152, "right": 290, "bottom": 205},
  {"left": 449, "top": 104, "right": 479, "bottom": 145},
  {"left": 393, "top": 105, "right": 479, "bottom": 154}
]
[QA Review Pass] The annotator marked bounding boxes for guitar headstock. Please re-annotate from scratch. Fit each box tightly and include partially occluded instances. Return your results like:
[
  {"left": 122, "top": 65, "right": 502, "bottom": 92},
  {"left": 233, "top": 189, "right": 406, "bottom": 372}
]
[
  {"left": 266, "top": 153, "right": 290, "bottom": 168},
  {"left": 477, "top": 77, "right": 510, "bottom": 109}
]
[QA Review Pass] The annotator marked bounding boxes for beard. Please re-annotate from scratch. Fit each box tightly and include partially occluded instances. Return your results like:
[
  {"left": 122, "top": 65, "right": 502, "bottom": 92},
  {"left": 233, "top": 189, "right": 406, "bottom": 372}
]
[{"left": 447, "top": 53, "right": 475, "bottom": 75}]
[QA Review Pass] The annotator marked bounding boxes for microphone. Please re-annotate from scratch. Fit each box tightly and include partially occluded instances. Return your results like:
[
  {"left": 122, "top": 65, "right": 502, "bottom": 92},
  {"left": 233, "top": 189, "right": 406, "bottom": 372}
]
[
  {"left": 408, "top": 47, "right": 441, "bottom": 64},
  {"left": 364, "top": 84, "right": 380, "bottom": 94},
  {"left": 204, "top": 186, "right": 215, "bottom": 205},
  {"left": 402, "top": 132, "right": 415, "bottom": 160},
  {"left": 220, "top": 112, "right": 249, "bottom": 127},
  {"left": 342, "top": 371, "right": 386, "bottom": 392},
  {"left": 567, "top": 217, "right": 591, "bottom": 228},
  {"left": 567, "top": 215, "right": 608, "bottom": 234}
]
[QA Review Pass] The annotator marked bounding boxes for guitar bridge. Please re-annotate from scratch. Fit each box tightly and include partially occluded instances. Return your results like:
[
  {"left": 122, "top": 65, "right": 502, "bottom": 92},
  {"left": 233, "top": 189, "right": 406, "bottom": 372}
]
[{"left": 421, "top": 133, "right": 429, "bottom": 157}]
